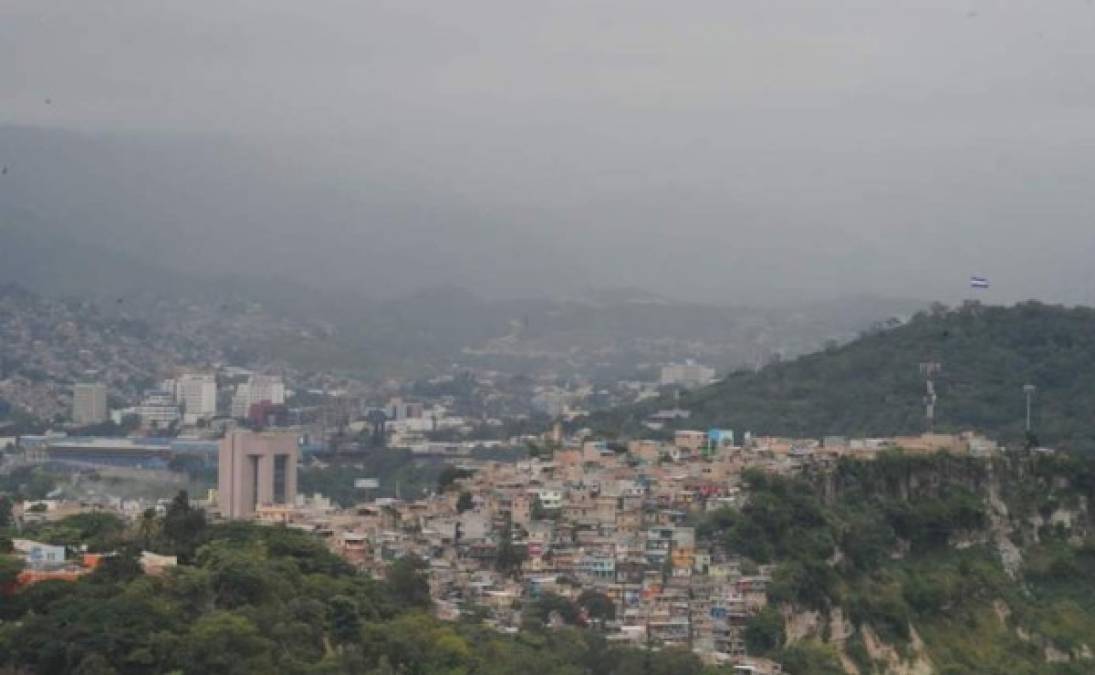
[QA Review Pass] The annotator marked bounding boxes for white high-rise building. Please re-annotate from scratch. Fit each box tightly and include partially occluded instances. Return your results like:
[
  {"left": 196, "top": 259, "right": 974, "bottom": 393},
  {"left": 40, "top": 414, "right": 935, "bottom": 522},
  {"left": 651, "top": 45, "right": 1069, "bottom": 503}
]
[
  {"left": 72, "top": 383, "right": 108, "bottom": 425},
  {"left": 175, "top": 374, "right": 218, "bottom": 424},
  {"left": 231, "top": 375, "right": 286, "bottom": 418}
]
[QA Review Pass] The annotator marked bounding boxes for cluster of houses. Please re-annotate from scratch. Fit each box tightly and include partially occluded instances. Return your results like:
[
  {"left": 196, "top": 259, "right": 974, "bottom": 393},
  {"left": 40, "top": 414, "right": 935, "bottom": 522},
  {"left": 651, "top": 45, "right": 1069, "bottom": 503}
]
[
  {"left": 1, "top": 495, "right": 182, "bottom": 594},
  {"left": 253, "top": 429, "right": 999, "bottom": 670},
  {"left": 2, "top": 536, "right": 176, "bottom": 593},
  {"left": 3, "top": 428, "right": 999, "bottom": 672}
]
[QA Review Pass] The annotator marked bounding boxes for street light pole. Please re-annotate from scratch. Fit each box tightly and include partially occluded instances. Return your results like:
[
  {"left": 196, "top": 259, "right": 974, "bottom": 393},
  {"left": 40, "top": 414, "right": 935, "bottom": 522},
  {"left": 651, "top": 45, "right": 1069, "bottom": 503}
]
[{"left": 1023, "top": 384, "right": 1036, "bottom": 434}]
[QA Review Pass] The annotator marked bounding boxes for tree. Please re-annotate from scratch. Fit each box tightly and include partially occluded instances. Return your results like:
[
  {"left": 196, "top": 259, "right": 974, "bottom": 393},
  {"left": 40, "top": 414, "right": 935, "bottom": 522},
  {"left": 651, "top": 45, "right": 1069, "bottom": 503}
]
[
  {"left": 137, "top": 508, "right": 160, "bottom": 550},
  {"left": 778, "top": 641, "right": 845, "bottom": 675},
  {"left": 167, "top": 566, "right": 215, "bottom": 617},
  {"left": 161, "top": 491, "right": 206, "bottom": 562},
  {"left": 577, "top": 590, "right": 616, "bottom": 624},
  {"left": 208, "top": 551, "right": 275, "bottom": 609},
  {"left": 183, "top": 611, "right": 276, "bottom": 674},
  {"left": 494, "top": 515, "right": 527, "bottom": 578},
  {"left": 31, "top": 512, "right": 127, "bottom": 552},
  {"left": 456, "top": 491, "right": 474, "bottom": 513},
  {"left": 744, "top": 607, "right": 784, "bottom": 656},
  {"left": 16, "top": 468, "right": 58, "bottom": 500},
  {"left": 73, "top": 653, "right": 118, "bottom": 675},
  {"left": 387, "top": 554, "right": 431, "bottom": 608},
  {"left": 531, "top": 495, "right": 547, "bottom": 521},
  {"left": 89, "top": 546, "right": 143, "bottom": 585},
  {"left": 612, "top": 647, "right": 705, "bottom": 675},
  {"left": 523, "top": 592, "right": 580, "bottom": 628},
  {"left": 437, "top": 465, "right": 473, "bottom": 493},
  {"left": 328, "top": 595, "right": 362, "bottom": 645},
  {"left": 0, "top": 555, "right": 22, "bottom": 587},
  {"left": 0, "top": 495, "right": 12, "bottom": 528}
]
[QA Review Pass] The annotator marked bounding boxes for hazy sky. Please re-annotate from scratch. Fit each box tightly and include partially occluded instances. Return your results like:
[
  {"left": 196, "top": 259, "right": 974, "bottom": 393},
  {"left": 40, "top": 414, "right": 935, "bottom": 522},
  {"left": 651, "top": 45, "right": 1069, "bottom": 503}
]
[{"left": 3, "top": 1, "right": 1095, "bottom": 305}]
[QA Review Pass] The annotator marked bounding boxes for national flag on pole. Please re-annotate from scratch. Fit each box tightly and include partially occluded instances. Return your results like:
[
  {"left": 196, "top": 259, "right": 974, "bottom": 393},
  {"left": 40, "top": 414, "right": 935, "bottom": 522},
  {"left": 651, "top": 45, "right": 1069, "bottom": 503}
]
[{"left": 970, "top": 275, "right": 990, "bottom": 289}]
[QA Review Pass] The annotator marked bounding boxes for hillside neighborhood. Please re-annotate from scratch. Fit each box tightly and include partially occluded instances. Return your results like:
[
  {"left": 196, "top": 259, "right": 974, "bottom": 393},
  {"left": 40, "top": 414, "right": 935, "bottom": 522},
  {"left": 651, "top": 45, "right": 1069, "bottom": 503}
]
[{"left": 2, "top": 425, "right": 1004, "bottom": 673}]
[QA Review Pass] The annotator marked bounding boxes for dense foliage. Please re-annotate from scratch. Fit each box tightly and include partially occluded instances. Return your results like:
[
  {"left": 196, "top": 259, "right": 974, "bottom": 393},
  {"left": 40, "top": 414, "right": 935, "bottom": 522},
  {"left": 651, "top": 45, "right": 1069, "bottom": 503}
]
[
  {"left": 698, "top": 451, "right": 1095, "bottom": 673},
  {"left": 0, "top": 494, "right": 724, "bottom": 675},
  {"left": 590, "top": 301, "right": 1095, "bottom": 453},
  {"left": 0, "top": 465, "right": 60, "bottom": 500}
]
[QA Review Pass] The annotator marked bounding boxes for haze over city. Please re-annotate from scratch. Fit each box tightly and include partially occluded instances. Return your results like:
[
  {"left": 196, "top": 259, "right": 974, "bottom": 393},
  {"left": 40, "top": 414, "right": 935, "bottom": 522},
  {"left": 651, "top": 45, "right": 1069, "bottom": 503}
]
[
  {"left": 3, "top": 1, "right": 1095, "bottom": 305},
  {"left": 8, "top": 3, "right": 1095, "bottom": 675}
]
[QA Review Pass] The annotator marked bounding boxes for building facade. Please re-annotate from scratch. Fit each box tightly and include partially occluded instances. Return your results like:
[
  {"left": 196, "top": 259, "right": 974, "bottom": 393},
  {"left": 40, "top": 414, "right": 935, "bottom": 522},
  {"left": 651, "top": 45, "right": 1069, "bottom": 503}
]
[
  {"left": 230, "top": 375, "right": 286, "bottom": 418},
  {"left": 175, "top": 374, "right": 217, "bottom": 424},
  {"left": 72, "top": 383, "right": 107, "bottom": 425},
  {"left": 134, "top": 390, "right": 181, "bottom": 428},
  {"left": 217, "top": 429, "right": 299, "bottom": 519}
]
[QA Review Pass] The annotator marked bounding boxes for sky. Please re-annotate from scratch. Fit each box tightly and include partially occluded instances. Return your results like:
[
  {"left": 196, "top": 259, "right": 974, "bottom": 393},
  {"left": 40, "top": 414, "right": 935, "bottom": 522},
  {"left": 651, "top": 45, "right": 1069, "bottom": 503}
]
[{"left": 3, "top": 1, "right": 1095, "bottom": 305}]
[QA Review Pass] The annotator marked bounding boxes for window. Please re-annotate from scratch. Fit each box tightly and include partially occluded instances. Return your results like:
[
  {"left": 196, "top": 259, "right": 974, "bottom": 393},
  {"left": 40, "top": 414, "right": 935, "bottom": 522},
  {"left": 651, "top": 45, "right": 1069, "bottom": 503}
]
[{"left": 273, "top": 454, "right": 288, "bottom": 504}]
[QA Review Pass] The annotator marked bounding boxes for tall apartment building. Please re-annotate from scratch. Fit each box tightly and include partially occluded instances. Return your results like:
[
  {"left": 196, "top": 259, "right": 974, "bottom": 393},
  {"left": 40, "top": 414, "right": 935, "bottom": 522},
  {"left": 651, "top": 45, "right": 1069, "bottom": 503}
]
[
  {"left": 217, "top": 429, "right": 299, "bottom": 519},
  {"left": 230, "top": 375, "right": 285, "bottom": 418},
  {"left": 72, "top": 383, "right": 108, "bottom": 425},
  {"left": 175, "top": 374, "right": 218, "bottom": 424}
]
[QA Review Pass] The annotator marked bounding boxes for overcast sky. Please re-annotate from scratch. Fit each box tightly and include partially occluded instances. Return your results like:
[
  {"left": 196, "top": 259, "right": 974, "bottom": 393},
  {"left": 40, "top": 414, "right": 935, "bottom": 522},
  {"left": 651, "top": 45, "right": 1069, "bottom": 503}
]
[{"left": 3, "top": 1, "right": 1095, "bottom": 305}]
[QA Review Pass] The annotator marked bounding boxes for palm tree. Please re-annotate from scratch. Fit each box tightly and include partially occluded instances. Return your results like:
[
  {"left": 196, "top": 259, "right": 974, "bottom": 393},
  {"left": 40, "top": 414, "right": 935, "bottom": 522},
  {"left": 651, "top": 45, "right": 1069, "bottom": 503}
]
[{"left": 137, "top": 507, "right": 160, "bottom": 550}]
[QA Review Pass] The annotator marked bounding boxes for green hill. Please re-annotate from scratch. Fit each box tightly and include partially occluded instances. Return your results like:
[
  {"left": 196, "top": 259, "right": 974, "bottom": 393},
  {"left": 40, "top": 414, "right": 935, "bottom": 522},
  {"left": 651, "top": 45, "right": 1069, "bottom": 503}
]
[
  {"left": 589, "top": 301, "right": 1095, "bottom": 452},
  {"left": 700, "top": 450, "right": 1095, "bottom": 674}
]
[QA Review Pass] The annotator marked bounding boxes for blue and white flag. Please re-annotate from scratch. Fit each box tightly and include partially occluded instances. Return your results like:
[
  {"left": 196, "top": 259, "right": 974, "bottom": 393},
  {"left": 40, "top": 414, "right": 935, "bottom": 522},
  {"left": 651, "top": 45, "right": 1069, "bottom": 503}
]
[{"left": 970, "top": 275, "right": 990, "bottom": 289}]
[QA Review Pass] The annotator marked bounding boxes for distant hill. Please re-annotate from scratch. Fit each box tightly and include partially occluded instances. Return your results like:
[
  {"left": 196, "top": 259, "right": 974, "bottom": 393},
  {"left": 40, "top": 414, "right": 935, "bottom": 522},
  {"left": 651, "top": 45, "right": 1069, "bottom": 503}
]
[
  {"left": 0, "top": 198, "right": 922, "bottom": 381},
  {"left": 0, "top": 206, "right": 200, "bottom": 300},
  {"left": 0, "top": 197, "right": 922, "bottom": 380},
  {"left": 335, "top": 288, "right": 923, "bottom": 378},
  {"left": 0, "top": 125, "right": 923, "bottom": 379},
  {"left": 587, "top": 301, "right": 1095, "bottom": 453}
]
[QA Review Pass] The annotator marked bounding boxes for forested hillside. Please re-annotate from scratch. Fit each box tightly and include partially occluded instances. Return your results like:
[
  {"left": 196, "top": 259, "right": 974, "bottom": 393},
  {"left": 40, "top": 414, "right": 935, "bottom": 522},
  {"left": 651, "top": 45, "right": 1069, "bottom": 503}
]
[
  {"left": 589, "top": 302, "right": 1095, "bottom": 452},
  {"left": 702, "top": 450, "right": 1095, "bottom": 673}
]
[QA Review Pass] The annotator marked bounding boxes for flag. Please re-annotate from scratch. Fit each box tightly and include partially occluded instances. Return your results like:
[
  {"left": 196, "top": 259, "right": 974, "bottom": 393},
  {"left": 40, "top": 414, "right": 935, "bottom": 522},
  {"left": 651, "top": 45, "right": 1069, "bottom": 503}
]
[{"left": 970, "top": 275, "right": 990, "bottom": 289}]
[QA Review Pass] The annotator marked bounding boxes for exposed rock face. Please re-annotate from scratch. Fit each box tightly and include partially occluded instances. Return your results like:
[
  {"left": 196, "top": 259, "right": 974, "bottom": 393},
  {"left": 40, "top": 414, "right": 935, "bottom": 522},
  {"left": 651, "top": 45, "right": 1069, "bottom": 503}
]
[
  {"left": 851, "top": 624, "right": 933, "bottom": 675},
  {"left": 985, "top": 472, "right": 1023, "bottom": 578},
  {"left": 783, "top": 607, "right": 821, "bottom": 643},
  {"left": 782, "top": 453, "right": 1095, "bottom": 673},
  {"left": 1045, "top": 645, "right": 1070, "bottom": 663}
]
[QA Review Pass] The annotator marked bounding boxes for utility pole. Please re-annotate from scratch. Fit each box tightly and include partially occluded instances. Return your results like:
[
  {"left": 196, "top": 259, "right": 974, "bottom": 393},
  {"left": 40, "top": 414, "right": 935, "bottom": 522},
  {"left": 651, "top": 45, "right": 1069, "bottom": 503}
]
[{"left": 1023, "top": 384, "right": 1037, "bottom": 433}]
